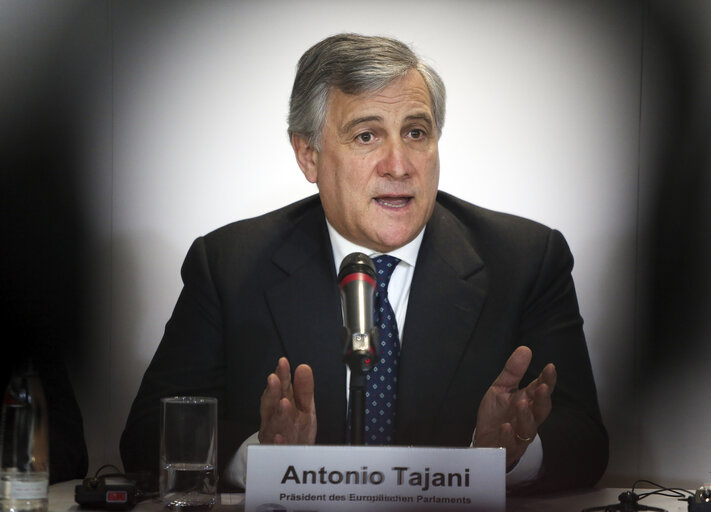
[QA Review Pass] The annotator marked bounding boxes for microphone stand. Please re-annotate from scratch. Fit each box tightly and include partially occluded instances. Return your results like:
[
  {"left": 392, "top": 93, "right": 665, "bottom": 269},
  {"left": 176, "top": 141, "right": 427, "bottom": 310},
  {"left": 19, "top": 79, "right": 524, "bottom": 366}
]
[
  {"left": 339, "top": 252, "right": 378, "bottom": 446},
  {"left": 349, "top": 372, "right": 367, "bottom": 445},
  {"left": 344, "top": 329, "right": 378, "bottom": 446}
]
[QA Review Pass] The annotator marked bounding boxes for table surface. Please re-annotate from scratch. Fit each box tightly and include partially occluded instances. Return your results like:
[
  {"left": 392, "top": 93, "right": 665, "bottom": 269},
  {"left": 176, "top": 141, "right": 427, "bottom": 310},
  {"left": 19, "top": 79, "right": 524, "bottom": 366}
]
[{"left": 50, "top": 480, "right": 694, "bottom": 512}]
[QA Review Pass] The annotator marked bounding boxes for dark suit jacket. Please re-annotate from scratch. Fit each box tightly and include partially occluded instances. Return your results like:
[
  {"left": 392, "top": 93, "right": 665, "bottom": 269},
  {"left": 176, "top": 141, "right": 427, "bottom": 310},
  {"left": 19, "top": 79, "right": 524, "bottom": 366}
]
[{"left": 120, "top": 192, "right": 608, "bottom": 494}]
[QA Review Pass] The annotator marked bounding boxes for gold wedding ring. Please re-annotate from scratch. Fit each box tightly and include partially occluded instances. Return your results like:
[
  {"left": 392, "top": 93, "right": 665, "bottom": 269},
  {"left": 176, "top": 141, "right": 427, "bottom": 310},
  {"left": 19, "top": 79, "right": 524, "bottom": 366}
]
[{"left": 515, "top": 432, "right": 534, "bottom": 443}]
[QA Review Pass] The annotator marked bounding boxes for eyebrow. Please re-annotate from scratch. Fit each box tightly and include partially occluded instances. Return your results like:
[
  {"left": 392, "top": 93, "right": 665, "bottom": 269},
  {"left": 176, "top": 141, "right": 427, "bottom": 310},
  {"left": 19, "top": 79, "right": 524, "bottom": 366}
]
[
  {"left": 341, "top": 115, "right": 383, "bottom": 135},
  {"left": 341, "top": 112, "right": 434, "bottom": 135},
  {"left": 404, "top": 112, "right": 434, "bottom": 128}
]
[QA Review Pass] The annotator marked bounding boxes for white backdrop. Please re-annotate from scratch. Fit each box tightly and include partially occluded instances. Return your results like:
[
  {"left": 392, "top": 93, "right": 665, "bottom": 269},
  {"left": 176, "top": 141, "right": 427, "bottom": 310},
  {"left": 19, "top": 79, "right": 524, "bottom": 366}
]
[
  {"left": 4, "top": 0, "right": 711, "bottom": 489},
  {"left": 106, "top": 0, "right": 641, "bottom": 485}
]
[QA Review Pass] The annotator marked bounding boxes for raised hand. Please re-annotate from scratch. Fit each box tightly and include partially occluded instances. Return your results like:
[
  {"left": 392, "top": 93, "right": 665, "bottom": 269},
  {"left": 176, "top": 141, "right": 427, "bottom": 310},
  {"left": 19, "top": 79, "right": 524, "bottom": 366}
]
[
  {"left": 473, "top": 346, "right": 556, "bottom": 469},
  {"left": 258, "top": 357, "right": 317, "bottom": 445}
]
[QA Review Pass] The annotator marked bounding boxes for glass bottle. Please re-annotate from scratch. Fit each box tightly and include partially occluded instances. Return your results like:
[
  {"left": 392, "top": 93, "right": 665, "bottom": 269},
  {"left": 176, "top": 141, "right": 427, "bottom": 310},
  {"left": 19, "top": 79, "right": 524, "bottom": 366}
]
[{"left": 0, "top": 364, "right": 49, "bottom": 512}]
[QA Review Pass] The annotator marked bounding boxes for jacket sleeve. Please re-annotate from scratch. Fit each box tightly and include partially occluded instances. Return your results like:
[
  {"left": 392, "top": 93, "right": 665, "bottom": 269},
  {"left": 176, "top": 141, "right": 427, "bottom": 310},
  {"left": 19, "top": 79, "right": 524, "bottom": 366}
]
[
  {"left": 515, "top": 229, "right": 608, "bottom": 494},
  {"left": 119, "top": 237, "right": 256, "bottom": 491}
]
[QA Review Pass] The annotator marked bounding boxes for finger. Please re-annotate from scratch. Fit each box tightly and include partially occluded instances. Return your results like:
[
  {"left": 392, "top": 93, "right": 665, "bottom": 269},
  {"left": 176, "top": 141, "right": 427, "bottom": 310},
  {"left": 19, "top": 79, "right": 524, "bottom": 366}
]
[
  {"left": 492, "top": 346, "right": 532, "bottom": 390},
  {"left": 277, "top": 397, "right": 300, "bottom": 443},
  {"left": 521, "top": 364, "right": 555, "bottom": 421},
  {"left": 541, "top": 363, "right": 557, "bottom": 392},
  {"left": 276, "top": 357, "right": 293, "bottom": 399},
  {"left": 259, "top": 360, "right": 292, "bottom": 436},
  {"left": 512, "top": 397, "right": 537, "bottom": 443},
  {"left": 258, "top": 373, "right": 285, "bottom": 443},
  {"left": 261, "top": 396, "right": 296, "bottom": 443},
  {"left": 293, "top": 364, "right": 315, "bottom": 413},
  {"left": 531, "top": 382, "right": 553, "bottom": 424},
  {"left": 260, "top": 373, "right": 281, "bottom": 414},
  {"left": 522, "top": 362, "right": 556, "bottom": 401}
]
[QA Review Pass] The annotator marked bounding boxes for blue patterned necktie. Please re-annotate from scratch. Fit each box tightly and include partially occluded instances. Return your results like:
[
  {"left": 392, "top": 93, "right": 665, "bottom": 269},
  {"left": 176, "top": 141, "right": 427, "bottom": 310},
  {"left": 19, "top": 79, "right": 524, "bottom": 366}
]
[{"left": 365, "top": 255, "right": 401, "bottom": 444}]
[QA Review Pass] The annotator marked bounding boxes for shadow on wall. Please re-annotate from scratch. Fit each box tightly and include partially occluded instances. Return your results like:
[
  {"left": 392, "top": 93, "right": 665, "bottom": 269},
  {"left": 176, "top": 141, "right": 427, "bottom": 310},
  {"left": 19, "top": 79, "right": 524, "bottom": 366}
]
[
  {"left": 631, "top": 1, "right": 711, "bottom": 487},
  {"left": 589, "top": 1, "right": 711, "bottom": 488},
  {"left": 0, "top": 2, "right": 103, "bottom": 483},
  {"left": 643, "top": 2, "right": 711, "bottom": 374}
]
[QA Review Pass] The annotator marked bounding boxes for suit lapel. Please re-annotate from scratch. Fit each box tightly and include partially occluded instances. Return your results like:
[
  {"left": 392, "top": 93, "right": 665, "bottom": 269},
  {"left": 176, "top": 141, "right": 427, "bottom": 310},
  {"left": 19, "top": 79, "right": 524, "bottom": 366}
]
[
  {"left": 261, "top": 197, "right": 488, "bottom": 445},
  {"left": 396, "top": 202, "right": 488, "bottom": 444},
  {"left": 264, "top": 203, "right": 347, "bottom": 444}
]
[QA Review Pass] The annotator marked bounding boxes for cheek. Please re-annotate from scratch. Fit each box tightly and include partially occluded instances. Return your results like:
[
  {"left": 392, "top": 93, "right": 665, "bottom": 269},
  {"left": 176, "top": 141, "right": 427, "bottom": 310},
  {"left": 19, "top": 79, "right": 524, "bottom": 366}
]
[
  {"left": 319, "top": 152, "right": 378, "bottom": 205},
  {"left": 425, "top": 152, "right": 440, "bottom": 182},
  {"left": 320, "top": 166, "right": 362, "bottom": 212},
  {"left": 340, "top": 159, "right": 374, "bottom": 191},
  {"left": 412, "top": 152, "right": 438, "bottom": 180}
]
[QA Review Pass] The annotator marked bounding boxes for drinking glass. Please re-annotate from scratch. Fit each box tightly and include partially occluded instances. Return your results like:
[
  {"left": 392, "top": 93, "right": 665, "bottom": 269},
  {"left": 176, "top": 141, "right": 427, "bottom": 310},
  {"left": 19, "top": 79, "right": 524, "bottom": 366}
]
[{"left": 159, "top": 397, "right": 217, "bottom": 509}]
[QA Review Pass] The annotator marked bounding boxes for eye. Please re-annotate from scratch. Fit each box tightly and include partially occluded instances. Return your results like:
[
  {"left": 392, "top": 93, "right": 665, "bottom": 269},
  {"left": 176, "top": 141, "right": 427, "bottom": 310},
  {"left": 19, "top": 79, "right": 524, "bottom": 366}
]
[
  {"left": 408, "top": 128, "right": 425, "bottom": 140},
  {"left": 356, "top": 132, "right": 374, "bottom": 144}
]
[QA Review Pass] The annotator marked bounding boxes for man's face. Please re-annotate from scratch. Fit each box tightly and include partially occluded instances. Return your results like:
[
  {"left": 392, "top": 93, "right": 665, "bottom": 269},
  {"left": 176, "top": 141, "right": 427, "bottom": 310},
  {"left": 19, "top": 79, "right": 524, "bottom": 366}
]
[{"left": 294, "top": 70, "right": 440, "bottom": 253}]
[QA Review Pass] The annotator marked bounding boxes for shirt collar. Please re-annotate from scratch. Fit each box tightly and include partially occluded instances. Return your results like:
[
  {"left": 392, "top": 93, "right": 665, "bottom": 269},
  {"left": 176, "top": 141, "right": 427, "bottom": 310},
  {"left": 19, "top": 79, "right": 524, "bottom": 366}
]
[{"left": 326, "top": 220, "right": 424, "bottom": 273}]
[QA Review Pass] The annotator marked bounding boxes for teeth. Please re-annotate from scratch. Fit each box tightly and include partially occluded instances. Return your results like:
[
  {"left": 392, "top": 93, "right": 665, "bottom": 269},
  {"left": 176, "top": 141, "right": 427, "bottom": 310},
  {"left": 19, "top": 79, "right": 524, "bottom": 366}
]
[{"left": 377, "top": 198, "right": 408, "bottom": 208}]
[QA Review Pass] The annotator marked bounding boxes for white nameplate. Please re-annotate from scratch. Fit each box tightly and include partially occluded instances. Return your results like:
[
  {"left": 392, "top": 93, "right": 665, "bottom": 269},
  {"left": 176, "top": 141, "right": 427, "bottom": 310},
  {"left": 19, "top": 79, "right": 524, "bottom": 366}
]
[{"left": 245, "top": 445, "right": 505, "bottom": 511}]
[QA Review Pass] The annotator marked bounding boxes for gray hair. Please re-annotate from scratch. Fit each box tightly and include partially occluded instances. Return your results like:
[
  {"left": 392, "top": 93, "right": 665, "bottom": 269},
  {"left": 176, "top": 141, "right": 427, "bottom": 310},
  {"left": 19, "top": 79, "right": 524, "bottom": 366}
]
[{"left": 288, "top": 33, "right": 446, "bottom": 150}]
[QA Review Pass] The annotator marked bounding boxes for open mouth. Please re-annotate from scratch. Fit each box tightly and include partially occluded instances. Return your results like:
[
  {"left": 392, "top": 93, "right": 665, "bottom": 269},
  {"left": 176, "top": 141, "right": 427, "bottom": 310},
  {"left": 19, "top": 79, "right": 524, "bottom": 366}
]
[{"left": 375, "top": 196, "right": 411, "bottom": 208}]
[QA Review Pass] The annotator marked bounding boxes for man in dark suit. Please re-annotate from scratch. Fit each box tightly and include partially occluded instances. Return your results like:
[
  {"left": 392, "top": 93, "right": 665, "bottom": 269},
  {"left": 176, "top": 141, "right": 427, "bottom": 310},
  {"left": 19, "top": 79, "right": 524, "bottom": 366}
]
[{"left": 120, "top": 33, "right": 607, "bottom": 494}]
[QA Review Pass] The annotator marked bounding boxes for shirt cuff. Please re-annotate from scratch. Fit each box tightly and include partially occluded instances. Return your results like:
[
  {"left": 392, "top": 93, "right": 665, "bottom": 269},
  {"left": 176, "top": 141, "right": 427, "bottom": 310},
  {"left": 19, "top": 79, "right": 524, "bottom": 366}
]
[
  {"left": 505, "top": 435, "right": 543, "bottom": 487},
  {"left": 470, "top": 430, "right": 543, "bottom": 488},
  {"left": 223, "top": 431, "right": 260, "bottom": 488}
]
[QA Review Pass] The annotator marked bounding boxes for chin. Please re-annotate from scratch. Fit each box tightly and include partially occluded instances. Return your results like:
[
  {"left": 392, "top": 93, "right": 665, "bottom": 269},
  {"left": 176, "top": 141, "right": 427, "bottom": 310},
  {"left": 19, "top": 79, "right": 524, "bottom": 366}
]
[{"left": 372, "top": 230, "right": 417, "bottom": 252}]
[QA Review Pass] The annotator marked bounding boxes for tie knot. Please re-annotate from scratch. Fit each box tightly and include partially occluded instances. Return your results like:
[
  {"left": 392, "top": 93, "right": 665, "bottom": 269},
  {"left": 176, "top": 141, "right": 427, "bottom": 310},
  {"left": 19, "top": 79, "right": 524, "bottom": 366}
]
[{"left": 373, "top": 255, "right": 400, "bottom": 291}]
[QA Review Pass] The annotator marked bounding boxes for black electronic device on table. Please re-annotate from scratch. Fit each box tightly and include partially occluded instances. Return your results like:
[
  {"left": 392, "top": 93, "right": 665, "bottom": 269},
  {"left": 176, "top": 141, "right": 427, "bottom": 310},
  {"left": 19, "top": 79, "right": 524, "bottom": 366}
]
[{"left": 75, "top": 469, "right": 138, "bottom": 510}]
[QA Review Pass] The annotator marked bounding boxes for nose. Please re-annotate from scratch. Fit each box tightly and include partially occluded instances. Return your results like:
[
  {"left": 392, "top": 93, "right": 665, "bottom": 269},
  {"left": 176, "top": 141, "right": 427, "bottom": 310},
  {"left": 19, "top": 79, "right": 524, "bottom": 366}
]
[{"left": 376, "top": 139, "right": 410, "bottom": 178}]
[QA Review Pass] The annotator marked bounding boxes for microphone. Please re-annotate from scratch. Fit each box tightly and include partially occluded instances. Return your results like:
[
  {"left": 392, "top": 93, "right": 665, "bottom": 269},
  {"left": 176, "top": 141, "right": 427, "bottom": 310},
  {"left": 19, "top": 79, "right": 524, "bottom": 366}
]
[
  {"left": 338, "top": 252, "right": 379, "bottom": 445},
  {"left": 338, "top": 252, "right": 379, "bottom": 375}
]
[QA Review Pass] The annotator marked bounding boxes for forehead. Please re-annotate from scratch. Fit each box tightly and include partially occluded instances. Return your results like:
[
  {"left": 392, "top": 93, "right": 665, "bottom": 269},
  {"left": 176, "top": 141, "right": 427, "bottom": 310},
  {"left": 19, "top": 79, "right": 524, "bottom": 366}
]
[{"left": 325, "top": 70, "right": 433, "bottom": 128}]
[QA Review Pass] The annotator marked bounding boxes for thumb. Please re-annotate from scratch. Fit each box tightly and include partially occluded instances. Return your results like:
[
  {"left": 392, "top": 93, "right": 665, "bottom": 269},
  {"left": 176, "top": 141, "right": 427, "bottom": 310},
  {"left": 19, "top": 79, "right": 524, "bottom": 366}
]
[
  {"left": 292, "top": 364, "right": 315, "bottom": 412},
  {"left": 492, "top": 346, "right": 532, "bottom": 390}
]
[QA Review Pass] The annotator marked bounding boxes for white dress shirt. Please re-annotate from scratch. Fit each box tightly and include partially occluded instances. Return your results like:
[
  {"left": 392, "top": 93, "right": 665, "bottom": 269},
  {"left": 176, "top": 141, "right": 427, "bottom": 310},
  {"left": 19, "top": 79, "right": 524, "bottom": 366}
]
[{"left": 225, "top": 222, "right": 542, "bottom": 488}]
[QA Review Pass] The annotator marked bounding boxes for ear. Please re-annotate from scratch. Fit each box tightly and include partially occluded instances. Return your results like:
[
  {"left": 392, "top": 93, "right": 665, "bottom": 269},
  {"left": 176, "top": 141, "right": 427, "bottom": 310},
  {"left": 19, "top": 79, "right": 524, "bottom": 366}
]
[{"left": 291, "top": 133, "right": 319, "bottom": 183}]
